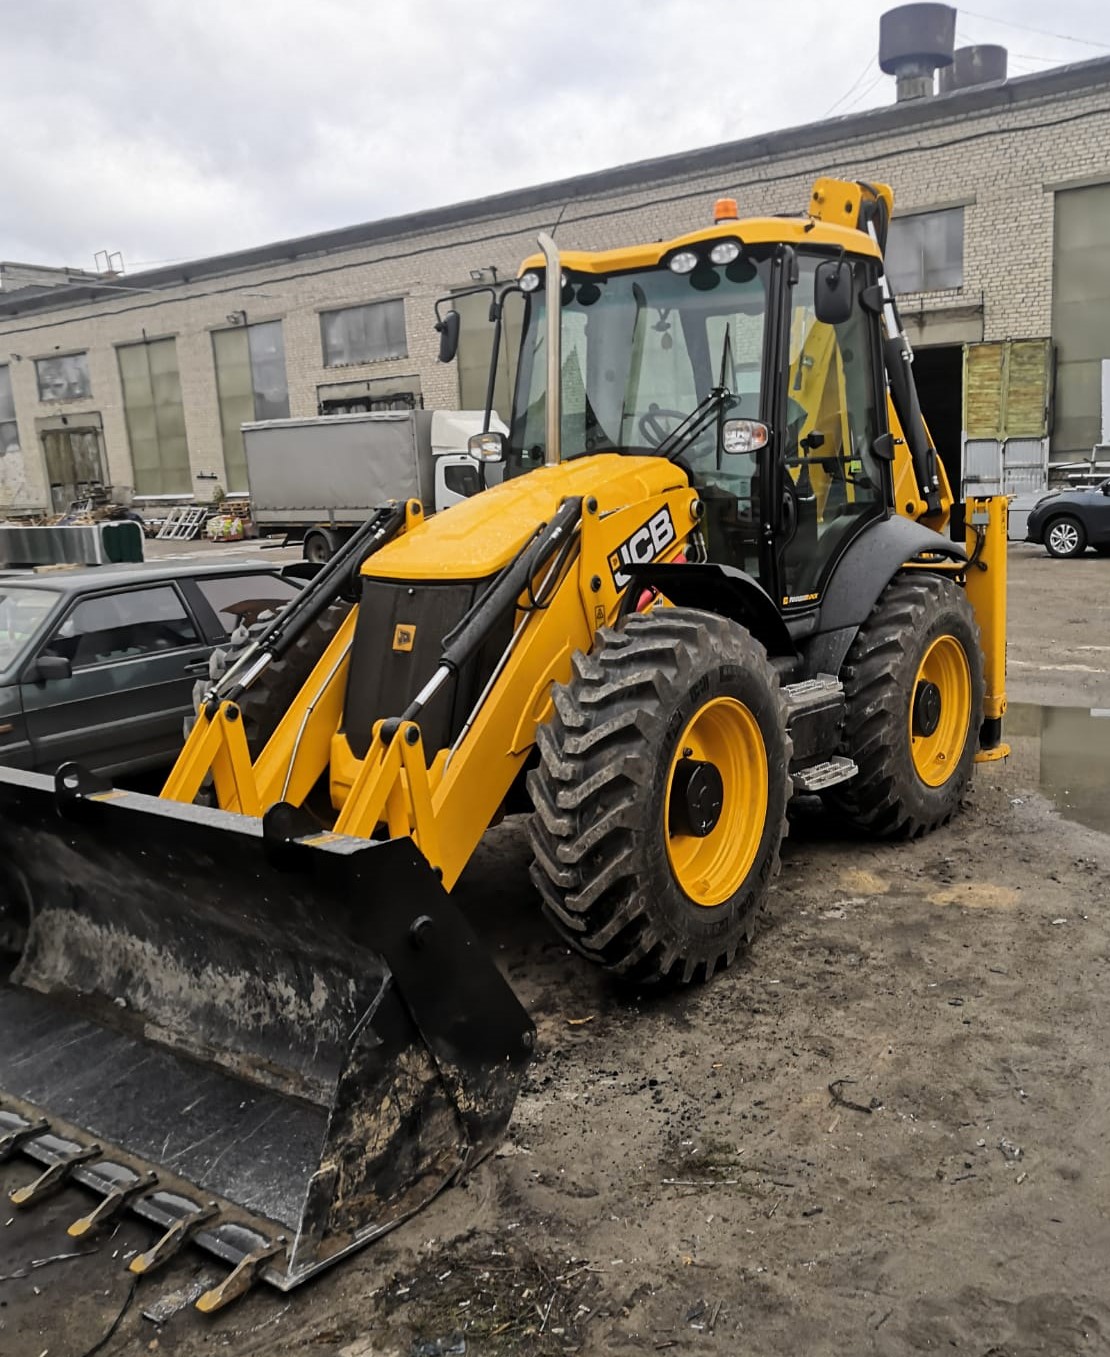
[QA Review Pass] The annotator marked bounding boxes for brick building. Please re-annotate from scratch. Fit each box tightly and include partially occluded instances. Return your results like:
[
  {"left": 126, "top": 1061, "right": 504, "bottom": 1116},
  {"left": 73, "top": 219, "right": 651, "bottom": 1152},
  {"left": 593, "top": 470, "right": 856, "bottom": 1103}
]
[{"left": 1, "top": 40, "right": 1108, "bottom": 514}]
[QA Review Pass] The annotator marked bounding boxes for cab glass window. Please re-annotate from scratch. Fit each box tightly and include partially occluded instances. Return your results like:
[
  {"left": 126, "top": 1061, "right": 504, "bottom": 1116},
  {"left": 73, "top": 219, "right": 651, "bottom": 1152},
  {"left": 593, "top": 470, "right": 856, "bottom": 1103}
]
[
  {"left": 42, "top": 586, "right": 199, "bottom": 669},
  {"left": 779, "top": 253, "right": 886, "bottom": 602}
]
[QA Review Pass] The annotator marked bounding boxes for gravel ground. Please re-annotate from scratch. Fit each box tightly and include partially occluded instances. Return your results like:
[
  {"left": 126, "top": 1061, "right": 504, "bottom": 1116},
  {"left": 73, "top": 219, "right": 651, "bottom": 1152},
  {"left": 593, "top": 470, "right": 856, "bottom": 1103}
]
[{"left": 1, "top": 542, "right": 1108, "bottom": 1357}]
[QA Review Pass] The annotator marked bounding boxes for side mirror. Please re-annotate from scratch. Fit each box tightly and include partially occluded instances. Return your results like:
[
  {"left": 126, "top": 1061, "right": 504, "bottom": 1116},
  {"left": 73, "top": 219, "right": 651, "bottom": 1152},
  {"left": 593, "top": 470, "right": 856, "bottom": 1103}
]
[
  {"left": 722, "top": 419, "right": 769, "bottom": 455},
  {"left": 468, "top": 430, "right": 506, "bottom": 463},
  {"left": 32, "top": 654, "right": 72, "bottom": 682},
  {"left": 813, "top": 257, "right": 854, "bottom": 326},
  {"left": 435, "top": 309, "right": 461, "bottom": 364}
]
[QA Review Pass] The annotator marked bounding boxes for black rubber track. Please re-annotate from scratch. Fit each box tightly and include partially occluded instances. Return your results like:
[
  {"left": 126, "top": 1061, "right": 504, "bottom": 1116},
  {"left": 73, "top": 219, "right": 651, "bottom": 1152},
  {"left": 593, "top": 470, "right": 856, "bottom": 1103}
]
[
  {"left": 527, "top": 608, "right": 790, "bottom": 988},
  {"left": 237, "top": 603, "right": 352, "bottom": 756},
  {"left": 823, "top": 573, "right": 984, "bottom": 839}
]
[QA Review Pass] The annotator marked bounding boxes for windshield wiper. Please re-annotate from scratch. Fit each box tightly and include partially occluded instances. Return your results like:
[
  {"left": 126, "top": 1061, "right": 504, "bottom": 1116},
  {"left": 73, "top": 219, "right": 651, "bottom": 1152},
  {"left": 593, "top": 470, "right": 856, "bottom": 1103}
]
[
  {"left": 653, "top": 385, "right": 736, "bottom": 462},
  {"left": 653, "top": 323, "right": 739, "bottom": 463}
]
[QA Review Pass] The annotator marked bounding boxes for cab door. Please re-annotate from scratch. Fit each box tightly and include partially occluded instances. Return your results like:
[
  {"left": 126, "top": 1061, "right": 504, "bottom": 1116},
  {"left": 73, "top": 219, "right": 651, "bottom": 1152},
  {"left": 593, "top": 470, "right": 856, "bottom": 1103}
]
[
  {"left": 21, "top": 583, "right": 211, "bottom": 776},
  {"left": 775, "top": 253, "right": 889, "bottom": 608}
]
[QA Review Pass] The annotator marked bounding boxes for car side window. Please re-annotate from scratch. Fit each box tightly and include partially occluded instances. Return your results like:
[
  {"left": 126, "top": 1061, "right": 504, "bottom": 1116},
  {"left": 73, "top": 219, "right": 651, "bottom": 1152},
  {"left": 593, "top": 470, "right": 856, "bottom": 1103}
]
[
  {"left": 194, "top": 574, "right": 300, "bottom": 634},
  {"left": 42, "top": 586, "right": 199, "bottom": 670}
]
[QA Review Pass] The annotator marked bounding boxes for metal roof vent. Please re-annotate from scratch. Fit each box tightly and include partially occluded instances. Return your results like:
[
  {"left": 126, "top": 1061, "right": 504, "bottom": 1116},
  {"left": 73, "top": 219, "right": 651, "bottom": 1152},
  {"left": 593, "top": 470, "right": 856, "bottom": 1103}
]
[
  {"left": 938, "top": 44, "right": 1009, "bottom": 93},
  {"left": 879, "top": 3, "right": 957, "bottom": 102}
]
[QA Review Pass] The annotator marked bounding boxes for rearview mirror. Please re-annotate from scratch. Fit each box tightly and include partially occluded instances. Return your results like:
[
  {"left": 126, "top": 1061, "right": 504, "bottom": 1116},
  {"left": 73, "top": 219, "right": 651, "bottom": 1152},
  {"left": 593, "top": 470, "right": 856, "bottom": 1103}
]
[
  {"left": 436, "top": 309, "right": 461, "bottom": 364},
  {"left": 813, "top": 258, "right": 854, "bottom": 326},
  {"left": 32, "top": 655, "right": 72, "bottom": 682},
  {"left": 722, "top": 420, "right": 769, "bottom": 455},
  {"left": 468, "top": 430, "right": 506, "bottom": 463}
]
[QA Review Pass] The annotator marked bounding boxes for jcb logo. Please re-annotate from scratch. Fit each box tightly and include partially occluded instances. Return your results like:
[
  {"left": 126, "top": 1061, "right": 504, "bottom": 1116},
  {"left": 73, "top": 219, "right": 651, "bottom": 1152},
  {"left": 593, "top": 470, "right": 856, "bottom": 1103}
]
[{"left": 608, "top": 507, "right": 677, "bottom": 591}]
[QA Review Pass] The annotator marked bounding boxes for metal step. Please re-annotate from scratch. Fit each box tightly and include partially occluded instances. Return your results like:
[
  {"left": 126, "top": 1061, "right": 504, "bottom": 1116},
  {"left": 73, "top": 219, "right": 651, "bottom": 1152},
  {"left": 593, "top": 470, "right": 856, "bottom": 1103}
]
[
  {"left": 781, "top": 674, "right": 844, "bottom": 711},
  {"left": 792, "top": 755, "right": 858, "bottom": 793}
]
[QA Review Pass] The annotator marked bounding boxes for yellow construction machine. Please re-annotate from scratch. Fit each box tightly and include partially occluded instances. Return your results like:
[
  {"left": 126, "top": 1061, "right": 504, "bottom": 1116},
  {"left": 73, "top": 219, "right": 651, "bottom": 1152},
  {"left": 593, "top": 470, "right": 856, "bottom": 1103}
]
[{"left": 0, "top": 178, "right": 1008, "bottom": 1308}]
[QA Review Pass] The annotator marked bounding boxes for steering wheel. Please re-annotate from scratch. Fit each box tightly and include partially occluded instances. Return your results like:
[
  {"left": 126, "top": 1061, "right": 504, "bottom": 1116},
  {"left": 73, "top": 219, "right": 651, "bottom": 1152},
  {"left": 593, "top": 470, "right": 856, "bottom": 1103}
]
[{"left": 638, "top": 404, "right": 690, "bottom": 448}]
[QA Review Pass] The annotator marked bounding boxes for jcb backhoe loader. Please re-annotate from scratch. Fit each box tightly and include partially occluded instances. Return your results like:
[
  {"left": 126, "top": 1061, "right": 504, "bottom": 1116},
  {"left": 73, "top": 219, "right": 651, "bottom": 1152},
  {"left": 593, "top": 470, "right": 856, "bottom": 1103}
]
[{"left": 0, "top": 178, "right": 1007, "bottom": 1308}]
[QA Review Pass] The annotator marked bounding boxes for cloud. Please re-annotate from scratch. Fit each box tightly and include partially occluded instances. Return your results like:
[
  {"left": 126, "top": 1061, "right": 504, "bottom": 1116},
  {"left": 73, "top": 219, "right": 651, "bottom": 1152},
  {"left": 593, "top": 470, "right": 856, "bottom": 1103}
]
[{"left": 2, "top": 0, "right": 1106, "bottom": 270}]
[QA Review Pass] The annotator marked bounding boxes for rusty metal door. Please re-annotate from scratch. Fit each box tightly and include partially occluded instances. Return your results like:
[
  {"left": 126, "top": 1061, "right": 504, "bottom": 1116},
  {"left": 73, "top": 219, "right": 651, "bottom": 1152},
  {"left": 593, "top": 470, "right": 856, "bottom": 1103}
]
[{"left": 42, "top": 427, "right": 107, "bottom": 512}]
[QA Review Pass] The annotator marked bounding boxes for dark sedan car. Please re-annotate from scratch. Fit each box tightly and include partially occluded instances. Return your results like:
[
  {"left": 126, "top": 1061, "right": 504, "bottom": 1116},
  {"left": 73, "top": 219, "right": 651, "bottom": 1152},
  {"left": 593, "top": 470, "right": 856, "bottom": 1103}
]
[
  {"left": 1027, "top": 479, "right": 1110, "bottom": 557},
  {"left": 0, "top": 560, "right": 301, "bottom": 776}
]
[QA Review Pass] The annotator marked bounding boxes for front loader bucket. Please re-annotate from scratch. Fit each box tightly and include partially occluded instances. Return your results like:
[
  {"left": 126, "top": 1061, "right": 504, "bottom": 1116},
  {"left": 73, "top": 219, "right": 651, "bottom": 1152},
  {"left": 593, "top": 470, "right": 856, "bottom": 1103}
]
[{"left": 0, "top": 766, "right": 533, "bottom": 1306}]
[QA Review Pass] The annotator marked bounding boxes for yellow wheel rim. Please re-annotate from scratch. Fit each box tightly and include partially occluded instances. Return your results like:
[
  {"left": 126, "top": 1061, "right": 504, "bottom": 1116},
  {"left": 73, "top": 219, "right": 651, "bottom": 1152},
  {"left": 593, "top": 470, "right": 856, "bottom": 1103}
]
[
  {"left": 909, "top": 635, "right": 972, "bottom": 788},
  {"left": 664, "top": 696, "right": 768, "bottom": 906}
]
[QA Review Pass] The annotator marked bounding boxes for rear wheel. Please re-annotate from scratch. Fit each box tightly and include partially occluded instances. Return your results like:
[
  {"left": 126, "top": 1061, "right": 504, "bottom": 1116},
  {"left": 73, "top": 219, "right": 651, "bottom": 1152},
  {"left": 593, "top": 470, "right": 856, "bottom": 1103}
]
[
  {"left": 528, "top": 609, "right": 790, "bottom": 987},
  {"left": 1044, "top": 515, "right": 1086, "bottom": 558},
  {"left": 304, "top": 529, "right": 341, "bottom": 564},
  {"left": 824, "top": 574, "right": 984, "bottom": 838}
]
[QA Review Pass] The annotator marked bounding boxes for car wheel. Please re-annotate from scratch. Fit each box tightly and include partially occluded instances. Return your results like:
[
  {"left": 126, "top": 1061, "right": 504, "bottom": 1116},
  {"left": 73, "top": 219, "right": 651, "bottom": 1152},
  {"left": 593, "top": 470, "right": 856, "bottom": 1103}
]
[{"left": 1044, "top": 515, "right": 1087, "bottom": 558}]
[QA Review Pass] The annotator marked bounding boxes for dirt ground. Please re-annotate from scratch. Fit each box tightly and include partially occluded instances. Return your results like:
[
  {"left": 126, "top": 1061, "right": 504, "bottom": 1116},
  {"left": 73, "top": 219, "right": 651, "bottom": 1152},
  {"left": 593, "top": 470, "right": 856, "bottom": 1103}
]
[{"left": 2, "top": 543, "right": 1109, "bottom": 1357}]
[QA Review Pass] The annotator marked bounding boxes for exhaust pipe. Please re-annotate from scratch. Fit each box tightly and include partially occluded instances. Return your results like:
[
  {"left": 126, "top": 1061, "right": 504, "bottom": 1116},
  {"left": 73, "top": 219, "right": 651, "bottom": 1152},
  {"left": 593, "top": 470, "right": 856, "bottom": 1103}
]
[{"left": 537, "top": 231, "right": 561, "bottom": 466}]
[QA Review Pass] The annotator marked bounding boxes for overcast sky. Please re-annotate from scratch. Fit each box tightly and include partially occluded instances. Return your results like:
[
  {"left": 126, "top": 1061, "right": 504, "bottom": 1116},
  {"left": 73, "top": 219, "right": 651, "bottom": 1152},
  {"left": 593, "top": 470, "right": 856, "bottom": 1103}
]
[{"left": 3, "top": 0, "right": 1109, "bottom": 272}]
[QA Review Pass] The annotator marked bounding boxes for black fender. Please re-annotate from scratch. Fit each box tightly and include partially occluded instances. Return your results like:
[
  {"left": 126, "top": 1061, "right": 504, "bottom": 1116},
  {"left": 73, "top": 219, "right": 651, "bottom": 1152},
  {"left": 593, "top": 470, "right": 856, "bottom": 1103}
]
[
  {"left": 801, "top": 515, "right": 966, "bottom": 679},
  {"left": 623, "top": 563, "right": 795, "bottom": 658}
]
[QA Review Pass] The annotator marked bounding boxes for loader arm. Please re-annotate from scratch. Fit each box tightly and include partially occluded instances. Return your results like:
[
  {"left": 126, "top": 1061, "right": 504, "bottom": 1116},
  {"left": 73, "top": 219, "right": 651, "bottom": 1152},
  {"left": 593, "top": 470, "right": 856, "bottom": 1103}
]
[{"left": 167, "top": 454, "right": 700, "bottom": 889}]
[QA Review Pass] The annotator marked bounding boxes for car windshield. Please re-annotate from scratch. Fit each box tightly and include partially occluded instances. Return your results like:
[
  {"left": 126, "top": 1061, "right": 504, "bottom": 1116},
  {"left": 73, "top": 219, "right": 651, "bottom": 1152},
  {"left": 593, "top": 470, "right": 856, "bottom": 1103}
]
[
  {"left": 507, "top": 252, "right": 771, "bottom": 474},
  {"left": 0, "top": 586, "right": 60, "bottom": 669}
]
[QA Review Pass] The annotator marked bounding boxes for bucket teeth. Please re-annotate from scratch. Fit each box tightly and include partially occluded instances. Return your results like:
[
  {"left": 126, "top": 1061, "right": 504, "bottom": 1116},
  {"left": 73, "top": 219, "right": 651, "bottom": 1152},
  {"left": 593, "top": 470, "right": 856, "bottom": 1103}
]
[
  {"left": 195, "top": 1238, "right": 286, "bottom": 1313},
  {"left": 68, "top": 1170, "right": 159, "bottom": 1238},
  {"left": 0, "top": 1115, "right": 49, "bottom": 1162},
  {"left": 129, "top": 1202, "right": 219, "bottom": 1275},
  {"left": 9, "top": 1143, "right": 101, "bottom": 1208}
]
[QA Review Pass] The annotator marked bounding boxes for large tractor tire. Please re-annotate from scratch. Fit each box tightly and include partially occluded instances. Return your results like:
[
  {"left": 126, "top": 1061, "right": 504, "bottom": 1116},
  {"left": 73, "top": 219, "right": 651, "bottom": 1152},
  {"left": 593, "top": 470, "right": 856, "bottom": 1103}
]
[
  {"left": 237, "top": 603, "right": 351, "bottom": 756},
  {"left": 528, "top": 608, "right": 790, "bottom": 988},
  {"left": 824, "top": 574, "right": 984, "bottom": 838}
]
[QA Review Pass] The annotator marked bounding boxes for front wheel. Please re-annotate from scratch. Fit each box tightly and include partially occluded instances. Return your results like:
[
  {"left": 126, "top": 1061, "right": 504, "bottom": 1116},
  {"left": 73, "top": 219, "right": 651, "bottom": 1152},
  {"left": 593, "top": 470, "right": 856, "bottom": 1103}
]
[
  {"left": 527, "top": 608, "right": 790, "bottom": 987},
  {"left": 824, "top": 574, "right": 984, "bottom": 838},
  {"left": 1044, "top": 515, "right": 1087, "bottom": 558}
]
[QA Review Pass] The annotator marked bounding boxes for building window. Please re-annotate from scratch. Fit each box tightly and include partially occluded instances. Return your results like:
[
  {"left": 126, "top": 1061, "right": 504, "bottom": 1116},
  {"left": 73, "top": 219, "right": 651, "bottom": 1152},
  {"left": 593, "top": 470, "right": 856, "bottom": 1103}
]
[
  {"left": 35, "top": 352, "right": 91, "bottom": 402},
  {"left": 213, "top": 321, "right": 290, "bottom": 491},
  {"left": 0, "top": 366, "right": 19, "bottom": 454},
  {"left": 886, "top": 208, "right": 964, "bottom": 293},
  {"left": 117, "top": 338, "right": 191, "bottom": 496},
  {"left": 321, "top": 299, "right": 407, "bottom": 367},
  {"left": 453, "top": 288, "right": 524, "bottom": 422}
]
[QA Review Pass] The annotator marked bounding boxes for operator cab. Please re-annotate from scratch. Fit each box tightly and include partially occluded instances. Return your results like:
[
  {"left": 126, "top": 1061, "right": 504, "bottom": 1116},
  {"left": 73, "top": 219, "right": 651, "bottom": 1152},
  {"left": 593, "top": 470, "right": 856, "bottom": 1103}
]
[{"left": 500, "top": 217, "right": 893, "bottom": 613}]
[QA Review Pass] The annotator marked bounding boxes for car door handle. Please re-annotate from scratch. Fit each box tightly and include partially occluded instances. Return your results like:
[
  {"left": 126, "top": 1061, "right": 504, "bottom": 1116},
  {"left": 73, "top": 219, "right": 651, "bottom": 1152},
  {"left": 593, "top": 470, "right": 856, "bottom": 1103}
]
[{"left": 184, "top": 660, "right": 212, "bottom": 675}]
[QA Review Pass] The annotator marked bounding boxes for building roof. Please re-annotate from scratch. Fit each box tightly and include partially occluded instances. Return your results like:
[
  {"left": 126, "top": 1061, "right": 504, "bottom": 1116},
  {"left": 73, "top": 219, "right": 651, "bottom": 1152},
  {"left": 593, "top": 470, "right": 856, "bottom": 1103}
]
[{"left": 2, "top": 54, "right": 1110, "bottom": 323}]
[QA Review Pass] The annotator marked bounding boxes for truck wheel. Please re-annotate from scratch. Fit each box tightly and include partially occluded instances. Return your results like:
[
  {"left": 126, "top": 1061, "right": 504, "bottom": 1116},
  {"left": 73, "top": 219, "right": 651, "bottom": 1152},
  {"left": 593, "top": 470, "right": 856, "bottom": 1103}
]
[
  {"left": 237, "top": 603, "right": 351, "bottom": 756},
  {"left": 304, "top": 529, "right": 339, "bottom": 564},
  {"left": 528, "top": 609, "right": 790, "bottom": 987},
  {"left": 824, "top": 574, "right": 984, "bottom": 838}
]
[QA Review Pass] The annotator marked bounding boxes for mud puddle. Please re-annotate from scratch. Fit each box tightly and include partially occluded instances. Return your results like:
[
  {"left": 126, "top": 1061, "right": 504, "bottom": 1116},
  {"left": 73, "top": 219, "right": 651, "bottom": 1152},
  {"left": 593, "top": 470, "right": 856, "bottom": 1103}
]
[{"left": 1008, "top": 701, "right": 1110, "bottom": 834}]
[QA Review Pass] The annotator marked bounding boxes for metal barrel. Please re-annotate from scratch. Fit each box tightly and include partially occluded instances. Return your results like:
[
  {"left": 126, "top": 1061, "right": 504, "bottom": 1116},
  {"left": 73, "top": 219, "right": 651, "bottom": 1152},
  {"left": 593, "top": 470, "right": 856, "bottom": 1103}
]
[{"left": 0, "top": 765, "right": 533, "bottom": 1305}]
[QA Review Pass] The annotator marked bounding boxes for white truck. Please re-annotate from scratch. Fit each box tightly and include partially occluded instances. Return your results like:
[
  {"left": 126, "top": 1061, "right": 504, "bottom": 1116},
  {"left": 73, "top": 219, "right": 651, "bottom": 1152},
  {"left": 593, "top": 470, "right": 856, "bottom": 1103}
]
[{"left": 243, "top": 409, "right": 505, "bottom": 561}]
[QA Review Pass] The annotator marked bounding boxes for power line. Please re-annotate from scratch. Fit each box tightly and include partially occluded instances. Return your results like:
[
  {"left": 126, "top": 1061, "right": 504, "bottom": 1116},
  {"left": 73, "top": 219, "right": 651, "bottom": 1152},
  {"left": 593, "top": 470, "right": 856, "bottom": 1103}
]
[
  {"left": 843, "top": 71, "right": 887, "bottom": 114},
  {"left": 823, "top": 56, "right": 878, "bottom": 118},
  {"left": 959, "top": 7, "right": 1110, "bottom": 52}
]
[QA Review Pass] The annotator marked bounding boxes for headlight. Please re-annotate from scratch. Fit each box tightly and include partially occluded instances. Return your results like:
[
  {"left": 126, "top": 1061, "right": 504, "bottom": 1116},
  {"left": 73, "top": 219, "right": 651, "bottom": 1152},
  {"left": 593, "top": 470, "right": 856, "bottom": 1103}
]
[
  {"left": 519, "top": 271, "right": 540, "bottom": 292},
  {"left": 669, "top": 251, "right": 699, "bottom": 275},
  {"left": 709, "top": 241, "right": 741, "bottom": 265}
]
